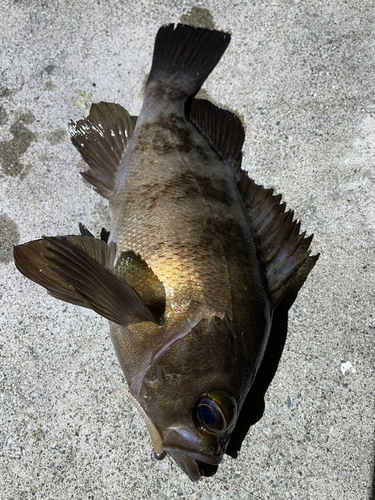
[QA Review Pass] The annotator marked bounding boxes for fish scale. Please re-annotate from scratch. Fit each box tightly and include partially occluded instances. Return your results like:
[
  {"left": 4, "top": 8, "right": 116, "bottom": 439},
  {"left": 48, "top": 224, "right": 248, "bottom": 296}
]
[{"left": 111, "top": 115, "right": 256, "bottom": 319}]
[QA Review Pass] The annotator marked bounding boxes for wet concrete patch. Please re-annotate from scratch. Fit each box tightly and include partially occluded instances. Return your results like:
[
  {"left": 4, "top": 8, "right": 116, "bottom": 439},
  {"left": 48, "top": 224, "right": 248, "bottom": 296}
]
[
  {"left": 0, "top": 112, "right": 36, "bottom": 177},
  {"left": 180, "top": 7, "right": 215, "bottom": 29},
  {"left": 0, "top": 214, "right": 20, "bottom": 263},
  {"left": 48, "top": 128, "right": 67, "bottom": 145},
  {"left": 0, "top": 105, "right": 8, "bottom": 125}
]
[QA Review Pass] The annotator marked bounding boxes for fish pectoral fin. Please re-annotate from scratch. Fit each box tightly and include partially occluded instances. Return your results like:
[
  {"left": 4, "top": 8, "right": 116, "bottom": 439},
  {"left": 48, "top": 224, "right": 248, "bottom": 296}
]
[
  {"left": 235, "top": 170, "right": 320, "bottom": 308},
  {"left": 14, "top": 236, "right": 160, "bottom": 326},
  {"left": 114, "top": 250, "right": 166, "bottom": 324},
  {"left": 65, "top": 231, "right": 113, "bottom": 268},
  {"left": 69, "top": 101, "right": 134, "bottom": 199},
  {"left": 188, "top": 98, "right": 245, "bottom": 168}
]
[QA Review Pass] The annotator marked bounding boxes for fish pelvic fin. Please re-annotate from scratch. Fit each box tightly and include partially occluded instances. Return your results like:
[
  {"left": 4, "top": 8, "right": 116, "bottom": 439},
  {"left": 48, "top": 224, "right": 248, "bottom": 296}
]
[
  {"left": 147, "top": 24, "right": 231, "bottom": 98},
  {"left": 78, "top": 222, "right": 110, "bottom": 244},
  {"left": 69, "top": 102, "right": 134, "bottom": 199},
  {"left": 14, "top": 234, "right": 162, "bottom": 326},
  {"left": 235, "top": 168, "right": 320, "bottom": 308},
  {"left": 188, "top": 98, "right": 245, "bottom": 167}
]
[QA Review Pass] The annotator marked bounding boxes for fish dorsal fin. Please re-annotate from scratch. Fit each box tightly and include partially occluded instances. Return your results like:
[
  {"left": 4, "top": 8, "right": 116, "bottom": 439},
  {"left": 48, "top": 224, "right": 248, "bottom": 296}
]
[
  {"left": 114, "top": 251, "right": 166, "bottom": 323},
  {"left": 69, "top": 102, "right": 134, "bottom": 199},
  {"left": 280, "top": 251, "right": 320, "bottom": 310},
  {"left": 14, "top": 235, "right": 162, "bottom": 326},
  {"left": 189, "top": 98, "right": 245, "bottom": 167},
  {"left": 235, "top": 167, "right": 319, "bottom": 308},
  {"left": 187, "top": 98, "right": 317, "bottom": 307}
]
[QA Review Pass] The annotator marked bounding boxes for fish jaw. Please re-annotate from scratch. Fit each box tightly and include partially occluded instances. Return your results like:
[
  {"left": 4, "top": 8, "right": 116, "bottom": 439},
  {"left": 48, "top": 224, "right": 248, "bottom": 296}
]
[
  {"left": 170, "top": 453, "right": 219, "bottom": 481},
  {"left": 162, "top": 427, "right": 225, "bottom": 481}
]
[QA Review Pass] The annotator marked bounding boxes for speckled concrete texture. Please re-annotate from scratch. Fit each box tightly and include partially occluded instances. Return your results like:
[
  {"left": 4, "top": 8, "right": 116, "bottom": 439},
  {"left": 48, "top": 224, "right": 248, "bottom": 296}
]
[{"left": 1, "top": 1, "right": 374, "bottom": 499}]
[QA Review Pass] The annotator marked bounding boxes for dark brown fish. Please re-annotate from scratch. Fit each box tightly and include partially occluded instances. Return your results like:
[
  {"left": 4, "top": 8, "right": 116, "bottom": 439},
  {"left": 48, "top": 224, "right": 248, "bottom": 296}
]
[{"left": 14, "top": 24, "right": 319, "bottom": 481}]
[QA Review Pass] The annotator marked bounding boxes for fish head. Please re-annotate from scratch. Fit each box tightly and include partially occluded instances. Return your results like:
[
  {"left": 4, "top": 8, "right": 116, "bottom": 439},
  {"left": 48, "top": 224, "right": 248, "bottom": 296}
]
[{"left": 131, "top": 311, "right": 269, "bottom": 481}]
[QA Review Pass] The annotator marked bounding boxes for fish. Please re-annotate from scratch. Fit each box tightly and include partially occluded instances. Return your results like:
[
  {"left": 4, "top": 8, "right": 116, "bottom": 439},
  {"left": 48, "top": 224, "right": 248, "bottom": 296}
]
[{"left": 14, "top": 24, "right": 319, "bottom": 481}]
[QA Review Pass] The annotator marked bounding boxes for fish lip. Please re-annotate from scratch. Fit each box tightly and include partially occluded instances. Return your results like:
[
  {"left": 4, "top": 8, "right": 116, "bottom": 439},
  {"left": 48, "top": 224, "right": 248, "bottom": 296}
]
[
  {"left": 163, "top": 449, "right": 221, "bottom": 481},
  {"left": 163, "top": 446, "right": 222, "bottom": 465},
  {"left": 162, "top": 427, "right": 223, "bottom": 481},
  {"left": 166, "top": 451, "right": 202, "bottom": 481}
]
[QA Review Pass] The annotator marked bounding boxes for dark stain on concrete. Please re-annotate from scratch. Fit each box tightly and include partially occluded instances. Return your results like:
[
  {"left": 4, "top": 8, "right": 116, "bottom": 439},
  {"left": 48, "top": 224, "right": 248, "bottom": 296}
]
[
  {"left": 180, "top": 7, "right": 216, "bottom": 30},
  {"left": 0, "top": 112, "right": 36, "bottom": 176},
  {"left": 48, "top": 128, "right": 67, "bottom": 145},
  {"left": 0, "top": 214, "right": 20, "bottom": 264},
  {"left": 0, "top": 87, "right": 12, "bottom": 98},
  {"left": 44, "top": 64, "right": 57, "bottom": 75},
  {"left": 0, "top": 106, "right": 8, "bottom": 125},
  {"left": 18, "top": 111, "right": 35, "bottom": 125}
]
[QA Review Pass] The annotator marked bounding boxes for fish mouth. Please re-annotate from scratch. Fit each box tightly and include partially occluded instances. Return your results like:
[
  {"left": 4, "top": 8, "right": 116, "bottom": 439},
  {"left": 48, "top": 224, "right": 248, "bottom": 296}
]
[
  {"left": 165, "top": 450, "right": 219, "bottom": 481},
  {"left": 162, "top": 427, "right": 223, "bottom": 481}
]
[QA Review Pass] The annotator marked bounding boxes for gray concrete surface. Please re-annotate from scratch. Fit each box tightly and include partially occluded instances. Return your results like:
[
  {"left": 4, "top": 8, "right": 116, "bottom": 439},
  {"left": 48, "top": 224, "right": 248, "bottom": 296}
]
[{"left": 1, "top": 1, "right": 374, "bottom": 499}]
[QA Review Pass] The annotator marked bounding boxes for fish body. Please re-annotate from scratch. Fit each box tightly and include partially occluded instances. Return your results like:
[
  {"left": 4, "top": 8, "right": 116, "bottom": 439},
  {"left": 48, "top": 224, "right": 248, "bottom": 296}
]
[
  {"left": 110, "top": 80, "right": 272, "bottom": 398},
  {"left": 14, "top": 24, "right": 319, "bottom": 481}
]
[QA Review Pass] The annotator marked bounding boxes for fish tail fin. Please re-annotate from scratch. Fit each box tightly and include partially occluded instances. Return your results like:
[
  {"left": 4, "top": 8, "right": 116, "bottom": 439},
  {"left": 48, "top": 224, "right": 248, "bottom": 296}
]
[{"left": 147, "top": 24, "right": 231, "bottom": 97}]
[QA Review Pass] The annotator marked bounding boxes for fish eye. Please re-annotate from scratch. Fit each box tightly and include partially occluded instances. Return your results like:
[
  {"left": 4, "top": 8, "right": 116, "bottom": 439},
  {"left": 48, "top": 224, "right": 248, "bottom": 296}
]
[
  {"left": 197, "top": 398, "right": 226, "bottom": 432},
  {"left": 195, "top": 391, "right": 236, "bottom": 434}
]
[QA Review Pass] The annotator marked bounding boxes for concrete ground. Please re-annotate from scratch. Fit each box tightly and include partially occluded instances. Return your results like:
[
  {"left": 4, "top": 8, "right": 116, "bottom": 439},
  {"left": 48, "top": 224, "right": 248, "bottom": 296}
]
[{"left": 1, "top": 1, "right": 374, "bottom": 499}]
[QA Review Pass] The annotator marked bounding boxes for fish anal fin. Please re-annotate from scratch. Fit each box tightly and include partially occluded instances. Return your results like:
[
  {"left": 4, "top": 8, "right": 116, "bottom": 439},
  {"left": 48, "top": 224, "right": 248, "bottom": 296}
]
[
  {"left": 235, "top": 168, "right": 319, "bottom": 308},
  {"left": 69, "top": 102, "right": 134, "bottom": 199},
  {"left": 114, "top": 251, "right": 166, "bottom": 323},
  {"left": 14, "top": 236, "right": 161, "bottom": 326},
  {"left": 188, "top": 99, "right": 245, "bottom": 167}
]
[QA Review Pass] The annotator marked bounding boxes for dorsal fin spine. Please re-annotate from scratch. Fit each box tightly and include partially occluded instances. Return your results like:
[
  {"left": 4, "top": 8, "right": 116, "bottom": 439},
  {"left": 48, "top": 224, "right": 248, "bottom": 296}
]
[
  {"left": 267, "top": 232, "right": 307, "bottom": 275},
  {"left": 261, "top": 212, "right": 295, "bottom": 249},
  {"left": 268, "top": 251, "right": 310, "bottom": 294},
  {"left": 255, "top": 202, "right": 287, "bottom": 235}
]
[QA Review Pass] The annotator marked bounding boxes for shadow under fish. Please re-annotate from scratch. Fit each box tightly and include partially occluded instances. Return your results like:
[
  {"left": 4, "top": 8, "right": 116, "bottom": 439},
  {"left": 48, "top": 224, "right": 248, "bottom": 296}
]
[{"left": 14, "top": 24, "right": 319, "bottom": 481}]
